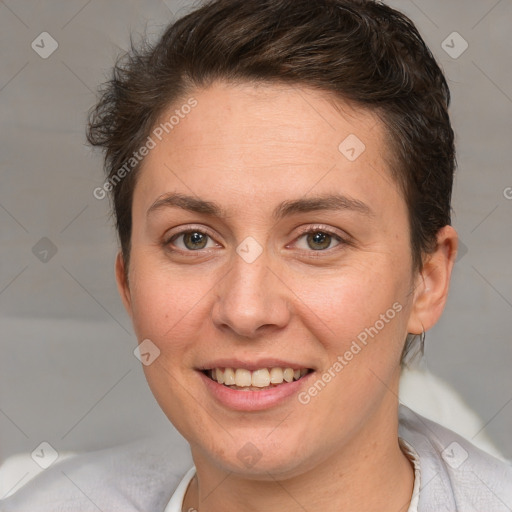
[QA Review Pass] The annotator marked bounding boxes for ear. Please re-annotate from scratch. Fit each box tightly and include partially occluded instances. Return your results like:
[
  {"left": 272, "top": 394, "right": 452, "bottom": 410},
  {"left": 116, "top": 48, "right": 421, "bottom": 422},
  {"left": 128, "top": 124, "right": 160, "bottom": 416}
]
[
  {"left": 115, "top": 251, "right": 133, "bottom": 317},
  {"left": 407, "top": 225, "right": 458, "bottom": 334}
]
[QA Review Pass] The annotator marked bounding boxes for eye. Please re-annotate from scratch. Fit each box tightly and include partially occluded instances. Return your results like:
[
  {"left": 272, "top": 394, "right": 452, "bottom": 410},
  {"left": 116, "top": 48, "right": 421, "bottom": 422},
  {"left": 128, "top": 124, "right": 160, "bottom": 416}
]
[
  {"left": 166, "top": 229, "right": 218, "bottom": 251},
  {"left": 164, "top": 225, "right": 348, "bottom": 254},
  {"left": 293, "top": 227, "right": 345, "bottom": 252}
]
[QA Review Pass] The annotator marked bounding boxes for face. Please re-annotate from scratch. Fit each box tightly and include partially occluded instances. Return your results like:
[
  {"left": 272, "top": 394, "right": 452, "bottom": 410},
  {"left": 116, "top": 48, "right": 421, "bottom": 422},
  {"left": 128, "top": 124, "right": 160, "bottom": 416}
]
[{"left": 116, "top": 81, "right": 454, "bottom": 479}]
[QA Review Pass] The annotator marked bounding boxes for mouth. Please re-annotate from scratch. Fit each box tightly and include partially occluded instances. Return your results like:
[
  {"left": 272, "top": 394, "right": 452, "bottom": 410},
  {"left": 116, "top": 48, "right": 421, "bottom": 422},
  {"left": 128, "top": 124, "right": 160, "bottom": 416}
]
[{"left": 202, "top": 366, "right": 313, "bottom": 391}]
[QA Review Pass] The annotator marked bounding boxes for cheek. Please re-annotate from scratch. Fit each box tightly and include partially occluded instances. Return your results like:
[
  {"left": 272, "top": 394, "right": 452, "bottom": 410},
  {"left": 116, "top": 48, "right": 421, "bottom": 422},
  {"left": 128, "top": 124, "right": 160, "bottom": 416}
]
[
  {"left": 126, "top": 258, "right": 212, "bottom": 428},
  {"left": 294, "top": 270, "right": 408, "bottom": 416},
  {"left": 289, "top": 263, "right": 407, "bottom": 346},
  {"left": 289, "top": 264, "right": 410, "bottom": 410},
  {"left": 127, "top": 253, "right": 209, "bottom": 339}
]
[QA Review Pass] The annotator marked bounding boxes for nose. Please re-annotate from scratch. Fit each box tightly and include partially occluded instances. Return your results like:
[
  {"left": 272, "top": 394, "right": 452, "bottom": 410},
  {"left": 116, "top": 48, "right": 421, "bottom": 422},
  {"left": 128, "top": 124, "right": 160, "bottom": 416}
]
[{"left": 211, "top": 249, "right": 292, "bottom": 340}]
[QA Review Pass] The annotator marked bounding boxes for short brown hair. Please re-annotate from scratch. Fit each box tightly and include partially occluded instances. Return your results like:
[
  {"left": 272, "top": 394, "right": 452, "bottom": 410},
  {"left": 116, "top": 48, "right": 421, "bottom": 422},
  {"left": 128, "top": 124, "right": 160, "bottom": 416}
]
[{"left": 87, "top": 0, "right": 455, "bottom": 274}]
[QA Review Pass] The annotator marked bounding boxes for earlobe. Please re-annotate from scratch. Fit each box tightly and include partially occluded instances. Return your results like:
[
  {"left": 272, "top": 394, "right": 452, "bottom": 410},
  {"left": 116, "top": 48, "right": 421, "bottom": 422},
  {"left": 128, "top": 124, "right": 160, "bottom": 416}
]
[
  {"left": 407, "top": 225, "right": 458, "bottom": 335},
  {"left": 115, "top": 251, "right": 133, "bottom": 317}
]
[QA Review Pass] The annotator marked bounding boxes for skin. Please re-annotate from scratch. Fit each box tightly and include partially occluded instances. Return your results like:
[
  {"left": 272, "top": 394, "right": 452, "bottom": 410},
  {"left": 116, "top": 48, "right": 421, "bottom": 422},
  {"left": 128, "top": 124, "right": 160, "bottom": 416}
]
[{"left": 115, "top": 81, "right": 458, "bottom": 512}]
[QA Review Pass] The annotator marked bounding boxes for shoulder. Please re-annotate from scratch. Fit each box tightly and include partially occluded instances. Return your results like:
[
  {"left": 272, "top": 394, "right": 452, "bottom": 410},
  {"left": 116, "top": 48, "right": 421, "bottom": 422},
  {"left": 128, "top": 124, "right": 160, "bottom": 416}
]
[
  {"left": 399, "top": 404, "right": 512, "bottom": 511},
  {"left": 0, "top": 434, "right": 193, "bottom": 512}
]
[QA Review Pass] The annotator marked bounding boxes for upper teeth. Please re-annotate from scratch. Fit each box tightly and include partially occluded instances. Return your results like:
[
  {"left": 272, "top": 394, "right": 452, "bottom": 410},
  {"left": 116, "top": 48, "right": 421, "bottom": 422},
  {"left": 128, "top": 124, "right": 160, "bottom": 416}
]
[{"left": 210, "top": 367, "right": 308, "bottom": 387}]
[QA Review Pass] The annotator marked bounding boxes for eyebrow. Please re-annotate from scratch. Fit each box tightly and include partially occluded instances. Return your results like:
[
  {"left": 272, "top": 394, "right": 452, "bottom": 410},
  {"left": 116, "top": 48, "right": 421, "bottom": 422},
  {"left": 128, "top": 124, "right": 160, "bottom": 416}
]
[{"left": 146, "top": 192, "right": 373, "bottom": 220}]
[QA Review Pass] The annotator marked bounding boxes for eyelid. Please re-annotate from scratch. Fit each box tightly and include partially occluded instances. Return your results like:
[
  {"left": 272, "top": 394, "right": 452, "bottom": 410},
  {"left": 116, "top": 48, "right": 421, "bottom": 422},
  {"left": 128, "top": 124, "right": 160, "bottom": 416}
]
[
  {"left": 294, "top": 223, "right": 347, "bottom": 237},
  {"left": 165, "top": 224, "right": 217, "bottom": 239},
  {"left": 298, "top": 224, "right": 351, "bottom": 243}
]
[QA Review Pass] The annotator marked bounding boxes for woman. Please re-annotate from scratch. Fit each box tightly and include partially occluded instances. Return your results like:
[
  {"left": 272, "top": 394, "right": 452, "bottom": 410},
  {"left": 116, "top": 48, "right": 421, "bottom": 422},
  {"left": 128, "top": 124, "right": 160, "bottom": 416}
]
[{"left": 3, "top": 0, "right": 511, "bottom": 510}]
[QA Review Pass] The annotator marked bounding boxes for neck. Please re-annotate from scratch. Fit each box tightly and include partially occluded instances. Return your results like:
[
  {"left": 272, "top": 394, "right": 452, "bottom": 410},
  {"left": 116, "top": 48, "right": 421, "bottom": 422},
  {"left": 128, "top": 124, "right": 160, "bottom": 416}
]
[{"left": 183, "top": 403, "right": 414, "bottom": 512}]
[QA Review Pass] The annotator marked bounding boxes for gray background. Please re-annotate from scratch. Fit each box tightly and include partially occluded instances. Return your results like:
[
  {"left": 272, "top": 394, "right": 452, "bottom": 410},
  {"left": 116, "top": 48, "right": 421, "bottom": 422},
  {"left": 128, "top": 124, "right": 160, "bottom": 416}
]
[{"left": 1, "top": 0, "right": 511, "bottom": 470}]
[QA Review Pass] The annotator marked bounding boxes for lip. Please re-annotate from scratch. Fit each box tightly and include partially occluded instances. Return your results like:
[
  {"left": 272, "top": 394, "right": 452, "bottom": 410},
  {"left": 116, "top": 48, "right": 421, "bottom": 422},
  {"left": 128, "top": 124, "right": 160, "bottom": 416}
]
[
  {"left": 198, "top": 358, "right": 313, "bottom": 372},
  {"left": 198, "top": 368, "right": 314, "bottom": 411}
]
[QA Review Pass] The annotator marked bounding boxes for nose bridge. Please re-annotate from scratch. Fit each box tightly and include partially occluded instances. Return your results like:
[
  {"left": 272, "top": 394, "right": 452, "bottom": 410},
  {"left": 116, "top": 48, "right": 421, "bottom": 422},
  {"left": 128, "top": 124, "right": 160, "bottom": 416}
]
[{"left": 212, "top": 244, "right": 290, "bottom": 338}]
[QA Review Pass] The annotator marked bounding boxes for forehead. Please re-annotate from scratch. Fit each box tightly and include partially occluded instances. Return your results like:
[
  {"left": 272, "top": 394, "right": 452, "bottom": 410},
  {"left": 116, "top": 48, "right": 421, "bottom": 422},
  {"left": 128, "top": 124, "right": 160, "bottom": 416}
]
[
  {"left": 134, "top": 81, "right": 400, "bottom": 217},
  {"left": 159, "top": 81, "right": 382, "bottom": 157}
]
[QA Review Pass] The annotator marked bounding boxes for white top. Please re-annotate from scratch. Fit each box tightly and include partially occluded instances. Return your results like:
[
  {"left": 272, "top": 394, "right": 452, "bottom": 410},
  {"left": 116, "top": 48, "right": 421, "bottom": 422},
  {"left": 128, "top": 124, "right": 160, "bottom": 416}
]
[{"left": 163, "top": 438, "right": 422, "bottom": 512}]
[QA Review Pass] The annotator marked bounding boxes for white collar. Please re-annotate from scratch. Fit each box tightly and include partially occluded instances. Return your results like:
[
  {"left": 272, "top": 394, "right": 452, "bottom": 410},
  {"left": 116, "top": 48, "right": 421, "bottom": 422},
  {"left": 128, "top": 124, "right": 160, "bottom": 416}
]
[
  {"left": 400, "top": 437, "right": 422, "bottom": 512},
  {"left": 164, "top": 466, "right": 196, "bottom": 512}
]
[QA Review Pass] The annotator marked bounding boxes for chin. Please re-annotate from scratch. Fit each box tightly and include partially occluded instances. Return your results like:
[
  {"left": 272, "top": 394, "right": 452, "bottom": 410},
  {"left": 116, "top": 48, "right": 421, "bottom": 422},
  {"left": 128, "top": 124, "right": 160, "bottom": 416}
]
[{"left": 194, "top": 430, "right": 325, "bottom": 481}]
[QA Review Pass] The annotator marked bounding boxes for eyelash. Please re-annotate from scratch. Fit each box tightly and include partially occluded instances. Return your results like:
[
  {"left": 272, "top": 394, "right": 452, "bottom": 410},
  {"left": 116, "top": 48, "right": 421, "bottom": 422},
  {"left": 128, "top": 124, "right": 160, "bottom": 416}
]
[{"left": 164, "top": 224, "right": 349, "bottom": 256}]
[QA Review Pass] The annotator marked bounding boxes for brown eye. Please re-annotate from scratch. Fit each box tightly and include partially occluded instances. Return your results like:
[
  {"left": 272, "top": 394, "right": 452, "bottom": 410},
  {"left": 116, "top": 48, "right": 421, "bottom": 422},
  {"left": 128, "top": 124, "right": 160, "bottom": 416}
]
[
  {"left": 305, "top": 231, "right": 333, "bottom": 250},
  {"left": 168, "top": 230, "right": 215, "bottom": 251},
  {"left": 183, "top": 231, "right": 208, "bottom": 250},
  {"left": 295, "top": 229, "right": 343, "bottom": 251}
]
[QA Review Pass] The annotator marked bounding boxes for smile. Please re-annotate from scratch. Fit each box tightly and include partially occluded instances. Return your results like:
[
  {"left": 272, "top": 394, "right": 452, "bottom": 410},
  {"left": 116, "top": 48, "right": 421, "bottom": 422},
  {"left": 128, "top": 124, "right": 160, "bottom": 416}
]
[{"left": 204, "top": 367, "right": 312, "bottom": 391}]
